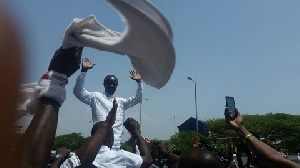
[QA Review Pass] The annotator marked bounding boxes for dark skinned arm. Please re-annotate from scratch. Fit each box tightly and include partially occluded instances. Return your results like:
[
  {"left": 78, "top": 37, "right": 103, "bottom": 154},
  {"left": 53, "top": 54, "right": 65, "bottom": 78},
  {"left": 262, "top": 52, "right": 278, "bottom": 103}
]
[
  {"left": 50, "top": 147, "right": 71, "bottom": 168},
  {"left": 124, "top": 118, "right": 153, "bottom": 168},
  {"left": 158, "top": 140, "right": 180, "bottom": 165},
  {"left": 17, "top": 98, "right": 60, "bottom": 168},
  {"left": 225, "top": 107, "right": 300, "bottom": 168},
  {"left": 76, "top": 98, "right": 117, "bottom": 164},
  {"left": 16, "top": 46, "right": 83, "bottom": 168}
]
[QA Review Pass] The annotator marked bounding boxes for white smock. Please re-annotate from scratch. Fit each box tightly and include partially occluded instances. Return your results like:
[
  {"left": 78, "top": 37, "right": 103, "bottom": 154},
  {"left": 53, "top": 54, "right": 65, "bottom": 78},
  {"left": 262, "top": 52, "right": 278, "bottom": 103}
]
[{"left": 73, "top": 72, "right": 142, "bottom": 149}]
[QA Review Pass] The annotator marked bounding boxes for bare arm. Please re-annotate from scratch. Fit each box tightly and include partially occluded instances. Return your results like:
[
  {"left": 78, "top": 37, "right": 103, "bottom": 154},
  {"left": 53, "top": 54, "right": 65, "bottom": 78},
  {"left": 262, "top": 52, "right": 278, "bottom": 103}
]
[
  {"left": 50, "top": 147, "right": 71, "bottom": 168},
  {"left": 17, "top": 98, "right": 60, "bottom": 168},
  {"left": 124, "top": 118, "right": 153, "bottom": 168},
  {"left": 225, "top": 108, "right": 300, "bottom": 168},
  {"left": 76, "top": 98, "right": 117, "bottom": 164},
  {"left": 16, "top": 46, "right": 83, "bottom": 168},
  {"left": 157, "top": 140, "right": 180, "bottom": 164}
]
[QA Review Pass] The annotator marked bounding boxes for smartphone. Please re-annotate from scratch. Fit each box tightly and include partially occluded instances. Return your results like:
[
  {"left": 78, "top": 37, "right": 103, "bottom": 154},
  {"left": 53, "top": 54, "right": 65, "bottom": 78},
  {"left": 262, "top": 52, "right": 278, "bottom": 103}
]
[{"left": 225, "top": 96, "right": 236, "bottom": 117}]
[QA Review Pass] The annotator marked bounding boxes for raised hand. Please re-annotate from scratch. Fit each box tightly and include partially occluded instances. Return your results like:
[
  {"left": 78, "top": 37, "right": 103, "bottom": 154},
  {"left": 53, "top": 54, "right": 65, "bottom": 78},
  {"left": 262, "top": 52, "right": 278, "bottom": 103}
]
[
  {"left": 48, "top": 46, "right": 83, "bottom": 77},
  {"left": 105, "top": 98, "right": 118, "bottom": 128},
  {"left": 224, "top": 107, "right": 243, "bottom": 130},
  {"left": 157, "top": 140, "right": 168, "bottom": 153},
  {"left": 81, "top": 57, "right": 96, "bottom": 72},
  {"left": 130, "top": 70, "right": 141, "bottom": 82},
  {"left": 123, "top": 118, "right": 141, "bottom": 138},
  {"left": 56, "top": 147, "right": 71, "bottom": 159}
]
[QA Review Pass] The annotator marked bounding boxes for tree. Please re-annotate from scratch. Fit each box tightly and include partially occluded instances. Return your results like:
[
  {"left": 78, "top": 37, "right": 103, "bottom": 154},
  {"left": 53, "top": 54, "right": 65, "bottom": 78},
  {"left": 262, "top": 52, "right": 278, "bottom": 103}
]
[
  {"left": 168, "top": 131, "right": 209, "bottom": 152},
  {"left": 53, "top": 133, "right": 89, "bottom": 151},
  {"left": 205, "top": 113, "right": 300, "bottom": 152}
]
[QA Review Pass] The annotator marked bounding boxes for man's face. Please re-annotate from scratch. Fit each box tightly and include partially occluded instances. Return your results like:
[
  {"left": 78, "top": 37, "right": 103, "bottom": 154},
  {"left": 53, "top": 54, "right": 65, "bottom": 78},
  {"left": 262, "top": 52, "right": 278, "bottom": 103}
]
[{"left": 104, "top": 76, "right": 118, "bottom": 95}]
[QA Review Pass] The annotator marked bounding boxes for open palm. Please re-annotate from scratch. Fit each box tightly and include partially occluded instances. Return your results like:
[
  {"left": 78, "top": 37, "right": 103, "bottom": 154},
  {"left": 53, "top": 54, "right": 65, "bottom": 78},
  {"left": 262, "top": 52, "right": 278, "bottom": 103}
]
[{"left": 81, "top": 57, "right": 95, "bottom": 72}]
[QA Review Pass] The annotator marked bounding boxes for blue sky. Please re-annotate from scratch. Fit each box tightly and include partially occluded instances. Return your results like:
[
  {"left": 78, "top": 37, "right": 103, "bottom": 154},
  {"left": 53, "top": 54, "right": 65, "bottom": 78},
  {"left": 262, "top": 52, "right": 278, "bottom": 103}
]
[{"left": 6, "top": 0, "right": 300, "bottom": 141}]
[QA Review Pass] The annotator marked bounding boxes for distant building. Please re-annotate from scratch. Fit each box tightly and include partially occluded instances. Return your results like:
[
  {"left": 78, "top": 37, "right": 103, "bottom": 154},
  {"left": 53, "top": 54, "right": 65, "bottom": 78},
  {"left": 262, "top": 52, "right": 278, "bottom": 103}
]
[{"left": 177, "top": 117, "right": 208, "bottom": 136}]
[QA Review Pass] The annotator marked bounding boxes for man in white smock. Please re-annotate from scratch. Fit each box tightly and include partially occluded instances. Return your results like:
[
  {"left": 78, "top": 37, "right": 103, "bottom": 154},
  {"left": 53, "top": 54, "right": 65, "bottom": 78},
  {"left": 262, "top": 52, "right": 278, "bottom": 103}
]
[{"left": 73, "top": 57, "right": 142, "bottom": 151}]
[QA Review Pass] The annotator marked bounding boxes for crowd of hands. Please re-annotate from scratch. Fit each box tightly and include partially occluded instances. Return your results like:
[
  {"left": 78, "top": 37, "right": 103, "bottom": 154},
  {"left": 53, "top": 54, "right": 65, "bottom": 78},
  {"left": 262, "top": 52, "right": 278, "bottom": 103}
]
[
  {"left": 2, "top": 46, "right": 143, "bottom": 167},
  {"left": 1, "top": 11, "right": 299, "bottom": 167},
  {"left": 26, "top": 46, "right": 298, "bottom": 167}
]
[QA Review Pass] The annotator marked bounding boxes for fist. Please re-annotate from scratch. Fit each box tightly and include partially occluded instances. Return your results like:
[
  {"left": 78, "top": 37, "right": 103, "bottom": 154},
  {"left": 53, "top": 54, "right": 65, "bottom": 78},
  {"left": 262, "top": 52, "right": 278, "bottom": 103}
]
[
  {"left": 123, "top": 118, "right": 140, "bottom": 137},
  {"left": 48, "top": 46, "right": 83, "bottom": 77}
]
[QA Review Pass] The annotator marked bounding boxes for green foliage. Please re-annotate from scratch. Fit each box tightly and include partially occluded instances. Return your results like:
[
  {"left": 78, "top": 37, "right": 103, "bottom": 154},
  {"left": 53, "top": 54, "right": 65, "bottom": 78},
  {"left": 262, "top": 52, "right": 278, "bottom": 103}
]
[
  {"left": 121, "top": 142, "right": 133, "bottom": 152},
  {"left": 205, "top": 113, "right": 300, "bottom": 152},
  {"left": 53, "top": 133, "right": 90, "bottom": 151},
  {"left": 51, "top": 113, "right": 300, "bottom": 153},
  {"left": 168, "top": 131, "right": 209, "bottom": 152}
]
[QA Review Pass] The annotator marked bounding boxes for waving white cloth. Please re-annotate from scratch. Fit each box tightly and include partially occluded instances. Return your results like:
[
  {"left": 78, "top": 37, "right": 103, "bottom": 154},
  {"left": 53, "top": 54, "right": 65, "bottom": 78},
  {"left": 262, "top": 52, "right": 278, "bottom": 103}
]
[
  {"left": 62, "top": 0, "right": 175, "bottom": 89},
  {"left": 17, "top": 71, "right": 68, "bottom": 117},
  {"left": 16, "top": 83, "right": 38, "bottom": 119}
]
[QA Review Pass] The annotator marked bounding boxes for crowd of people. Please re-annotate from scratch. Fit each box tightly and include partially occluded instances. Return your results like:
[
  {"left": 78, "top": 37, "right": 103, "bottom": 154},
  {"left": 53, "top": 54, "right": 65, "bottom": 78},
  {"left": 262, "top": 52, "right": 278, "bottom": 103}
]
[{"left": 1, "top": 7, "right": 300, "bottom": 168}]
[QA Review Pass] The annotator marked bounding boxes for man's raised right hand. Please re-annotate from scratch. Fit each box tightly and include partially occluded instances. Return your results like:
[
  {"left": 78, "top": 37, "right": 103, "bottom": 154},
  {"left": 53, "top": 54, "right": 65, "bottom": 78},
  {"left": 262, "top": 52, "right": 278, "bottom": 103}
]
[{"left": 81, "top": 57, "right": 96, "bottom": 72}]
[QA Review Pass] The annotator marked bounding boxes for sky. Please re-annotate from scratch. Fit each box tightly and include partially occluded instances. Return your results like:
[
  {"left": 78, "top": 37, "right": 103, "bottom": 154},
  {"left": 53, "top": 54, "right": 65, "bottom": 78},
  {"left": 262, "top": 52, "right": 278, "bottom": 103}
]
[{"left": 4, "top": 0, "right": 300, "bottom": 141}]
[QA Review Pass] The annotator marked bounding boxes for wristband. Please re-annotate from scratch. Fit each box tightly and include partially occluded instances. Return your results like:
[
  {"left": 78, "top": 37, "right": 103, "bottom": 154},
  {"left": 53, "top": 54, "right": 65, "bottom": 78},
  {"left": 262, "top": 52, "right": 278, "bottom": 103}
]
[
  {"left": 136, "top": 79, "right": 142, "bottom": 83},
  {"left": 243, "top": 133, "right": 253, "bottom": 143}
]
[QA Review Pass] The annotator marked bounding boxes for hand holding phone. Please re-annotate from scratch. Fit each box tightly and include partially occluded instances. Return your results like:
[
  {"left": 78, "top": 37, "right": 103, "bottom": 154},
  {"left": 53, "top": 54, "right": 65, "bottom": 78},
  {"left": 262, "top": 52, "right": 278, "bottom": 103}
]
[{"left": 225, "top": 96, "right": 236, "bottom": 118}]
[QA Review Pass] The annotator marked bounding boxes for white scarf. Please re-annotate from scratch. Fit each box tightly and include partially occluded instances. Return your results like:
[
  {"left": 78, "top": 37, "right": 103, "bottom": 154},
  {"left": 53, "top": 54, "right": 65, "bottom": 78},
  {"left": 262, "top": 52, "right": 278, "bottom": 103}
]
[{"left": 62, "top": 0, "right": 175, "bottom": 89}]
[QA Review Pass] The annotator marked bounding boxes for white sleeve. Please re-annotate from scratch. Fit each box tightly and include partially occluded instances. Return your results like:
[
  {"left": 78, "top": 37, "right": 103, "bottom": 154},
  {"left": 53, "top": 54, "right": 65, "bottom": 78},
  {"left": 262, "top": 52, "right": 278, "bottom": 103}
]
[
  {"left": 123, "top": 82, "right": 143, "bottom": 110},
  {"left": 60, "top": 155, "right": 81, "bottom": 168},
  {"left": 73, "top": 72, "right": 94, "bottom": 105},
  {"left": 123, "top": 150, "right": 143, "bottom": 168}
]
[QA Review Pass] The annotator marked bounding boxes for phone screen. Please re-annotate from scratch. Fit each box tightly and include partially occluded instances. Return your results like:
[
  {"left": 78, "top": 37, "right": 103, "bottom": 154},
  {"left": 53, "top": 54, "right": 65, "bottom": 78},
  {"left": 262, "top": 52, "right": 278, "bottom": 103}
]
[{"left": 225, "top": 96, "right": 236, "bottom": 117}]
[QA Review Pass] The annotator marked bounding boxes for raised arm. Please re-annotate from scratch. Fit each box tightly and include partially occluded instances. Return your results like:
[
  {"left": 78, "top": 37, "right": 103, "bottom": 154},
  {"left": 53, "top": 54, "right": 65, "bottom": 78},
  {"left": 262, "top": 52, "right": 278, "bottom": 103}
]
[
  {"left": 157, "top": 140, "right": 180, "bottom": 165},
  {"left": 75, "top": 98, "right": 117, "bottom": 164},
  {"left": 123, "top": 70, "right": 143, "bottom": 110},
  {"left": 73, "top": 57, "right": 96, "bottom": 105},
  {"left": 16, "top": 46, "right": 83, "bottom": 168},
  {"left": 50, "top": 147, "right": 71, "bottom": 168},
  {"left": 123, "top": 118, "right": 153, "bottom": 168},
  {"left": 225, "top": 107, "right": 300, "bottom": 168}
]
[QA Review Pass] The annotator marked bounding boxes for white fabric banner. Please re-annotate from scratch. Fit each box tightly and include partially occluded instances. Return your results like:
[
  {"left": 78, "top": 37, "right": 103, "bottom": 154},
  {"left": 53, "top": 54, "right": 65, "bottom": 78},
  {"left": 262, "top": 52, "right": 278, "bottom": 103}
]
[{"left": 63, "top": 0, "right": 175, "bottom": 89}]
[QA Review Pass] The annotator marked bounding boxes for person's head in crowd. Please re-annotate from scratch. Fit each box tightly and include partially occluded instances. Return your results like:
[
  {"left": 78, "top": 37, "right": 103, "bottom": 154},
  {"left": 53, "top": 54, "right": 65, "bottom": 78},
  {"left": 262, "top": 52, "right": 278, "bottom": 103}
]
[
  {"left": 48, "top": 46, "right": 83, "bottom": 77},
  {"left": 103, "top": 75, "right": 118, "bottom": 95},
  {"left": 177, "top": 148, "right": 222, "bottom": 168}
]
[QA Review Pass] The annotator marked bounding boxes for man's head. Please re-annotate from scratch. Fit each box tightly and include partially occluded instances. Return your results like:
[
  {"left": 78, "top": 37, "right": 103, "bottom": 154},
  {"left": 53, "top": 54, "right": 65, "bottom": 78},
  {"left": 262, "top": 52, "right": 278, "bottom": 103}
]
[
  {"left": 177, "top": 149, "right": 222, "bottom": 168},
  {"left": 103, "top": 75, "right": 118, "bottom": 95}
]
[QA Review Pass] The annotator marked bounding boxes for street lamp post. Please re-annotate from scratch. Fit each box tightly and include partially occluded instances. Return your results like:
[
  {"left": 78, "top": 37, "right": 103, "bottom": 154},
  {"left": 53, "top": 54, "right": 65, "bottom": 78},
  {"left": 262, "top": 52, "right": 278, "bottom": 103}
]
[
  {"left": 187, "top": 77, "right": 198, "bottom": 135},
  {"left": 140, "top": 98, "right": 148, "bottom": 129}
]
